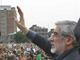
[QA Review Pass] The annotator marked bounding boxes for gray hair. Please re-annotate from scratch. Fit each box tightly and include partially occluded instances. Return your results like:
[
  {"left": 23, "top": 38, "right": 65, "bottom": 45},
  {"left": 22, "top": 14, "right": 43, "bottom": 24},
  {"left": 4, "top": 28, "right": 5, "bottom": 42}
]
[{"left": 55, "top": 20, "right": 78, "bottom": 46}]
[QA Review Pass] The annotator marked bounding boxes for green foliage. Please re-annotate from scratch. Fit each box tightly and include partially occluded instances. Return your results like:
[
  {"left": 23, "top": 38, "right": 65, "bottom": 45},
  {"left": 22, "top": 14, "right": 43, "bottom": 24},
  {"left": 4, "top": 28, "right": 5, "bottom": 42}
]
[
  {"left": 14, "top": 31, "right": 30, "bottom": 43},
  {"left": 0, "top": 41, "right": 3, "bottom": 43}
]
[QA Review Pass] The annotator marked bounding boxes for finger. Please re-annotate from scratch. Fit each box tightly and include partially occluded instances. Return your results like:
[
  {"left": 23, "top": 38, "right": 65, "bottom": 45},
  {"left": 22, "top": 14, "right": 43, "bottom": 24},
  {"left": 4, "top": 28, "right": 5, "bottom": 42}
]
[
  {"left": 12, "top": 17, "right": 23, "bottom": 28},
  {"left": 12, "top": 17, "right": 19, "bottom": 24},
  {"left": 17, "top": 6, "right": 24, "bottom": 21},
  {"left": 17, "top": 6, "right": 23, "bottom": 17}
]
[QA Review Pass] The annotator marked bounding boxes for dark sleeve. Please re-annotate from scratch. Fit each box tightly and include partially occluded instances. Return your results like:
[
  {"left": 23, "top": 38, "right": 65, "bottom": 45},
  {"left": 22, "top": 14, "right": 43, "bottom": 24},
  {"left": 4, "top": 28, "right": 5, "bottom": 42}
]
[
  {"left": 32, "top": 34, "right": 55, "bottom": 56},
  {"left": 26, "top": 30, "right": 36, "bottom": 40},
  {"left": 74, "top": 18, "right": 80, "bottom": 46}
]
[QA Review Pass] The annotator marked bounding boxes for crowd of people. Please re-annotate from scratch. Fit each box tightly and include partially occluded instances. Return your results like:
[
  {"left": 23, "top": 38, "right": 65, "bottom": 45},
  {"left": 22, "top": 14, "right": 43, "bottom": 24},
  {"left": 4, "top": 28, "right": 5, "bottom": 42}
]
[{"left": 0, "top": 42, "right": 52, "bottom": 60}]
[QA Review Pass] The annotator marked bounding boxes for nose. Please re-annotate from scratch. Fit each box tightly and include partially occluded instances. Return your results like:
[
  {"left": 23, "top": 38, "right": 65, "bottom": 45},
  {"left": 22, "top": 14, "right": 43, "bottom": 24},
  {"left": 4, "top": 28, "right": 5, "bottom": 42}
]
[{"left": 49, "top": 36, "right": 54, "bottom": 42}]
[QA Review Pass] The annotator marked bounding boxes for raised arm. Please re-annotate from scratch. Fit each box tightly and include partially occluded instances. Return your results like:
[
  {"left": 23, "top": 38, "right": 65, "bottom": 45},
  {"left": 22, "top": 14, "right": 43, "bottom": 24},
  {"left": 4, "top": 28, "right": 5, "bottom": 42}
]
[
  {"left": 12, "top": 6, "right": 29, "bottom": 35},
  {"left": 13, "top": 6, "right": 55, "bottom": 56}
]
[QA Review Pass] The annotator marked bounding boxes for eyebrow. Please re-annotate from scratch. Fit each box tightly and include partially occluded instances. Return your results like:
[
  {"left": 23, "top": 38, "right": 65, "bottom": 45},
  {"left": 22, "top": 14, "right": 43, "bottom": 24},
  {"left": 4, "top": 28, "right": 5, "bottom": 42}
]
[
  {"left": 53, "top": 32, "right": 58, "bottom": 35},
  {"left": 53, "top": 32, "right": 58, "bottom": 34}
]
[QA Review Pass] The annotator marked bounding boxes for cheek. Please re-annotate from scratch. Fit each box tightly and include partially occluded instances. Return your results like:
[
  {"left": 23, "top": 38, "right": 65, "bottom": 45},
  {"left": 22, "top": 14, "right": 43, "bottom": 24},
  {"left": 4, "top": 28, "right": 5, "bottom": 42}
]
[{"left": 54, "top": 37, "right": 61, "bottom": 43}]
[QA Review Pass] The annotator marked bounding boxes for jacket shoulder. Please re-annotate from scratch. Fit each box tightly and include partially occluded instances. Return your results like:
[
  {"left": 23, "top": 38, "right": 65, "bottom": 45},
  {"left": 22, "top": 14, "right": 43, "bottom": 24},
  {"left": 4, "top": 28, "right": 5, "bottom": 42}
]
[{"left": 63, "top": 47, "right": 80, "bottom": 60}]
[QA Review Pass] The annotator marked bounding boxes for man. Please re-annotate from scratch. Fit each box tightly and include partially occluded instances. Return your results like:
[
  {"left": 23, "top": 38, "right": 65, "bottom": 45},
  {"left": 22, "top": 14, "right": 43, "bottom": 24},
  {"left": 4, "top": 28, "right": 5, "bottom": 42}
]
[
  {"left": 49, "top": 21, "right": 80, "bottom": 60},
  {"left": 13, "top": 6, "right": 80, "bottom": 60}
]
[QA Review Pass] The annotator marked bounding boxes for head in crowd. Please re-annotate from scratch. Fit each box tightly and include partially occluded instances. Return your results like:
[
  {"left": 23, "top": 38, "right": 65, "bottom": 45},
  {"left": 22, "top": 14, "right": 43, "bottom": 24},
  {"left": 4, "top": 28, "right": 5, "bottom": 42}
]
[
  {"left": 7, "top": 55, "right": 17, "bottom": 60},
  {"left": 49, "top": 20, "right": 78, "bottom": 55}
]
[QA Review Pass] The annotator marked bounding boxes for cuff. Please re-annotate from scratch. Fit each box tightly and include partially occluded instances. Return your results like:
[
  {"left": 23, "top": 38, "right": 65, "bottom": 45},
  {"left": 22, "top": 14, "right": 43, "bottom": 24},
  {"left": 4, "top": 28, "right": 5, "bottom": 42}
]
[{"left": 26, "top": 29, "right": 36, "bottom": 41}]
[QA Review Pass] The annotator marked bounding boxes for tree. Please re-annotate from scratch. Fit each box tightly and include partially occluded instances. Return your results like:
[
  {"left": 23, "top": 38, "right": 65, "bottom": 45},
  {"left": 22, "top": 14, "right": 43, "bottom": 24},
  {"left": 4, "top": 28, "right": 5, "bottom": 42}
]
[{"left": 14, "top": 31, "right": 30, "bottom": 43}]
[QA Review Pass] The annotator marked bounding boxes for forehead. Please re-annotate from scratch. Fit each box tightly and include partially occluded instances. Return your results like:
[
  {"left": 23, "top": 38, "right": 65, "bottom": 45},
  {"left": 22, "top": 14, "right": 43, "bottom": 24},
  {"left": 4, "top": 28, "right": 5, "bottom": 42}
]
[{"left": 54, "top": 25, "right": 61, "bottom": 32}]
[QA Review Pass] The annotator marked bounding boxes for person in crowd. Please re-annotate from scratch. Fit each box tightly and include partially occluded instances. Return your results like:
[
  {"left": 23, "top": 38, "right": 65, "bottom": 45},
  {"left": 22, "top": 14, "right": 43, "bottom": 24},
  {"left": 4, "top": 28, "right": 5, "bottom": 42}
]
[
  {"left": 36, "top": 51, "right": 42, "bottom": 60},
  {"left": 12, "top": 6, "right": 80, "bottom": 60},
  {"left": 27, "top": 54, "right": 33, "bottom": 60},
  {"left": 7, "top": 55, "right": 17, "bottom": 60}
]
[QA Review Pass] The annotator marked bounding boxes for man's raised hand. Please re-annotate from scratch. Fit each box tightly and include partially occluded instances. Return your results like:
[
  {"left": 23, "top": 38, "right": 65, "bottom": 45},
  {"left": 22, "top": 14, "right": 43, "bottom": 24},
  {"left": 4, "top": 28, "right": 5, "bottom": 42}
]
[{"left": 12, "top": 6, "right": 29, "bottom": 34}]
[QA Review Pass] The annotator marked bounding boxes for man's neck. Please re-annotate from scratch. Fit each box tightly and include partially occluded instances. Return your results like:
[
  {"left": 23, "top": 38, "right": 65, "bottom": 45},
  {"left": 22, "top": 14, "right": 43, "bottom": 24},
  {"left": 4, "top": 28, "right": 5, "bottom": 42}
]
[{"left": 58, "top": 45, "right": 73, "bottom": 55}]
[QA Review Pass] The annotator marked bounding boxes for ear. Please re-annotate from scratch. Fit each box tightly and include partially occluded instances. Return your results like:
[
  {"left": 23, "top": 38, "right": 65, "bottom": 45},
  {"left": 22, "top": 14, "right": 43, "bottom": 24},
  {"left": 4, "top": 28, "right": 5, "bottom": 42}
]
[{"left": 66, "top": 36, "right": 74, "bottom": 45}]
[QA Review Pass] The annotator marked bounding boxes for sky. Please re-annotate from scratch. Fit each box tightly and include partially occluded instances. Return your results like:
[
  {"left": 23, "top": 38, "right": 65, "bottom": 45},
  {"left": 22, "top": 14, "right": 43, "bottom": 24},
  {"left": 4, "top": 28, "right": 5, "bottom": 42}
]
[{"left": 0, "top": 0, "right": 80, "bottom": 31}]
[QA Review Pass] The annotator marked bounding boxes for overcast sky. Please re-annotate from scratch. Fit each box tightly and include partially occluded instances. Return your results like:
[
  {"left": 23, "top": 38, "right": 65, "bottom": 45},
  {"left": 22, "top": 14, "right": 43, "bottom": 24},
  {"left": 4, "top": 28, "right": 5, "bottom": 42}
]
[{"left": 0, "top": 0, "right": 80, "bottom": 31}]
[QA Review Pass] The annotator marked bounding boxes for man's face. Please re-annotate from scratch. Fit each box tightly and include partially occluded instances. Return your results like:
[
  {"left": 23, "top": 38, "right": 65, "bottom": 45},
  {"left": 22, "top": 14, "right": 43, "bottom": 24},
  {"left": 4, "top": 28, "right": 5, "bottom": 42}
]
[{"left": 49, "top": 26, "right": 66, "bottom": 55}]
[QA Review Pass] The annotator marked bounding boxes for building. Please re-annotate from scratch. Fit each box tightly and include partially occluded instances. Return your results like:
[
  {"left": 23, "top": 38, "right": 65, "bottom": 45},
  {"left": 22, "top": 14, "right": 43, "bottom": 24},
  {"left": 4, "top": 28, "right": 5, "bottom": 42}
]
[
  {"left": 0, "top": 5, "right": 17, "bottom": 42},
  {"left": 30, "top": 25, "right": 49, "bottom": 38},
  {"left": 48, "top": 29, "right": 54, "bottom": 37}
]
